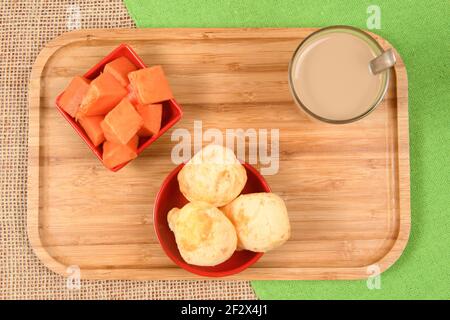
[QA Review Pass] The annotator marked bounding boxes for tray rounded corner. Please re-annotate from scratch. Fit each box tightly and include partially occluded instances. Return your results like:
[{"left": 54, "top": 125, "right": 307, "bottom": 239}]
[
  {"left": 26, "top": 223, "right": 71, "bottom": 278},
  {"left": 373, "top": 219, "right": 411, "bottom": 277}
]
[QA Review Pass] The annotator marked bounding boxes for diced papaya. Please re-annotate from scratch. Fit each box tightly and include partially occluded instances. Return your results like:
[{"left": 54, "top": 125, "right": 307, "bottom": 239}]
[
  {"left": 128, "top": 66, "right": 174, "bottom": 104},
  {"left": 135, "top": 103, "right": 162, "bottom": 137},
  {"left": 126, "top": 83, "right": 139, "bottom": 105},
  {"left": 103, "top": 56, "right": 138, "bottom": 87},
  {"left": 78, "top": 115, "right": 105, "bottom": 147},
  {"left": 100, "top": 97, "right": 143, "bottom": 144},
  {"left": 102, "top": 135, "right": 139, "bottom": 169},
  {"left": 79, "top": 72, "right": 127, "bottom": 116},
  {"left": 59, "top": 76, "right": 90, "bottom": 117}
]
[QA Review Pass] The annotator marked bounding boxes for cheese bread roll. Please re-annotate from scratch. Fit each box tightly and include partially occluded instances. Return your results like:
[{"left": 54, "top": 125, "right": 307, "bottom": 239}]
[
  {"left": 178, "top": 144, "right": 247, "bottom": 207},
  {"left": 168, "top": 202, "right": 237, "bottom": 266},
  {"left": 221, "top": 193, "right": 290, "bottom": 252}
]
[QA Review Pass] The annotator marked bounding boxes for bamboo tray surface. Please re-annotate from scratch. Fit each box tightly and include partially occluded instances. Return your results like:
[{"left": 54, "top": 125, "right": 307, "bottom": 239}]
[{"left": 28, "top": 28, "right": 410, "bottom": 280}]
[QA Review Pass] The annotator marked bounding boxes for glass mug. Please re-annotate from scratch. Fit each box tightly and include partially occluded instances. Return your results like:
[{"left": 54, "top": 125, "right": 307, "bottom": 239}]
[{"left": 288, "top": 26, "right": 396, "bottom": 124}]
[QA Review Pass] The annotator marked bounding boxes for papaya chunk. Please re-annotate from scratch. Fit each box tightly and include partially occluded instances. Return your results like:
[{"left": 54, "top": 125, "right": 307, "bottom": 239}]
[
  {"left": 102, "top": 135, "right": 139, "bottom": 169},
  {"left": 78, "top": 115, "right": 105, "bottom": 147},
  {"left": 59, "top": 76, "right": 90, "bottom": 117},
  {"left": 79, "top": 72, "right": 127, "bottom": 116},
  {"left": 135, "top": 103, "right": 162, "bottom": 137},
  {"left": 100, "top": 97, "right": 143, "bottom": 144},
  {"left": 128, "top": 66, "right": 173, "bottom": 104},
  {"left": 126, "top": 83, "right": 139, "bottom": 105},
  {"left": 104, "top": 56, "right": 138, "bottom": 87}
]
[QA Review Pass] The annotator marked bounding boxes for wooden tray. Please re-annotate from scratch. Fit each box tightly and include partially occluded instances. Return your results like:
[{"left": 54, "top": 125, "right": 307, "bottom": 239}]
[{"left": 28, "top": 28, "right": 410, "bottom": 280}]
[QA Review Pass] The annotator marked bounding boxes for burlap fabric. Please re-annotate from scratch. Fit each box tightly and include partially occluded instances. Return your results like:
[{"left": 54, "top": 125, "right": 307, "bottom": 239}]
[{"left": 0, "top": 0, "right": 256, "bottom": 300}]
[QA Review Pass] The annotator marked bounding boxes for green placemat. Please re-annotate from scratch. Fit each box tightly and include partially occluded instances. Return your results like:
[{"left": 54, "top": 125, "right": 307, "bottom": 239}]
[{"left": 123, "top": 0, "right": 450, "bottom": 299}]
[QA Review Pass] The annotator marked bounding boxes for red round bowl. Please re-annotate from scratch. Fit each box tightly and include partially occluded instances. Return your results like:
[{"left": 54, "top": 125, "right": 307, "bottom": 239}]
[{"left": 153, "top": 162, "right": 269, "bottom": 277}]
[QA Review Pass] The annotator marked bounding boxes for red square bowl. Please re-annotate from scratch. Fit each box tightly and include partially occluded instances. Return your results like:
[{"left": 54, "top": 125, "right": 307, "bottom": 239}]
[{"left": 55, "top": 43, "right": 183, "bottom": 172}]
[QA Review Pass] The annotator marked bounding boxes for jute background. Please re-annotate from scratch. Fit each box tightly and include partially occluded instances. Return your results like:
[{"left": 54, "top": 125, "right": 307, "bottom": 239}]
[{"left": 0, "top": 0, "right": 256, "bottom": 300}]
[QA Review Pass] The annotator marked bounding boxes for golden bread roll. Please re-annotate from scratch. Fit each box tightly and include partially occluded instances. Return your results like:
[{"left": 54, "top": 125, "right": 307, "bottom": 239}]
[
  {"left": 177, "top": 144, "right": 247, "bottom": 207},
  {"left": 168, "top": 202, "right": 237, "bottom": 266},
  {"left": 221, "top": 193, "right": 290, "bottom": 252}
]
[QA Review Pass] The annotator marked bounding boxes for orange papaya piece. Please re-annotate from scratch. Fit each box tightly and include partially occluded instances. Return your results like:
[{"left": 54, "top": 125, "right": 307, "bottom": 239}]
[
  {"left": 126, "top": 83, "right": 139, "bottom": 105},
  {"left": 104, "top": 56, "right": 138, "bottom": 87},
  {"left": 79, "top": 72, "right": 127, "bottom": 116},
  {"left": 59, "top": 76, "right": 90, "bottom": 117},
  {"left": 128, "top": 66, "right": 174, "bottom": 104},
  {"left": 135, "top": 103, "right": 162, "bottom": 137},
  {"left": 78, "top": 115, "right": 105, "bottom": 147},
  {"left": 102, "top": 135, "right": 139, "bottom": 169},
  {"left": 100, "top": 97, "right": 143, "bottom": 144}
]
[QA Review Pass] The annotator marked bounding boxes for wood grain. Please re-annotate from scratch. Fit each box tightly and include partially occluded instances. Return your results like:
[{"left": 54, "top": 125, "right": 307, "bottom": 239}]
[{"left": 28, "top": 28, "right": 410, "bottom": 280}]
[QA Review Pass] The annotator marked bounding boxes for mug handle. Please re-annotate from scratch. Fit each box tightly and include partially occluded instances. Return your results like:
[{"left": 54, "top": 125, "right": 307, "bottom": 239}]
[{"left": 370, "top": 48, "right": 396, "bottom": 75}]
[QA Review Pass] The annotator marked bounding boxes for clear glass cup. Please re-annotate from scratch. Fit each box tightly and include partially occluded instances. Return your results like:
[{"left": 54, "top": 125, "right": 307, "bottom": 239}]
[{"left": 288, "top": 26, "right": 391, "bottom": 124}]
